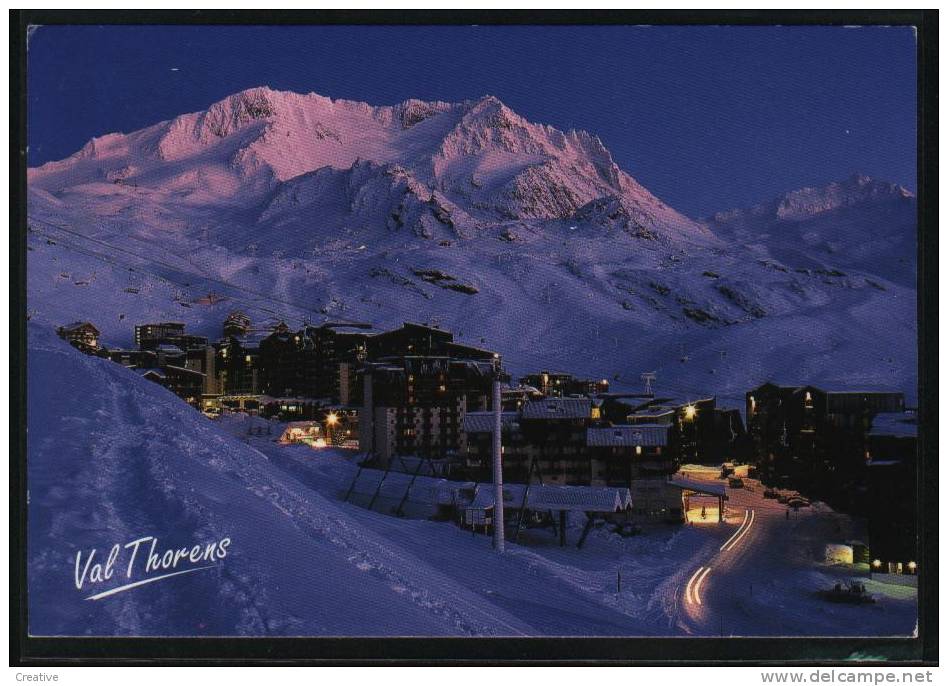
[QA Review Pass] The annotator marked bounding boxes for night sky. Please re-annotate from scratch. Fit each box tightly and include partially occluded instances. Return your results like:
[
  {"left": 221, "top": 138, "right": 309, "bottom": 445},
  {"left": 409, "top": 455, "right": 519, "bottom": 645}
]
[{"left": 27, "top": 24, "right": 917, "bottom": 218}]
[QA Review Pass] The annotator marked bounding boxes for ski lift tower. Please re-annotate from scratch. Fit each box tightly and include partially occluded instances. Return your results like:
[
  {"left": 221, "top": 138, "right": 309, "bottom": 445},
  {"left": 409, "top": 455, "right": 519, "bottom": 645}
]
[
  {"left": 641, "top": 372, "right": 656, "bottom": 396},
  {"left": 492, "top": 354, "right": 505, "bottom": 553}
]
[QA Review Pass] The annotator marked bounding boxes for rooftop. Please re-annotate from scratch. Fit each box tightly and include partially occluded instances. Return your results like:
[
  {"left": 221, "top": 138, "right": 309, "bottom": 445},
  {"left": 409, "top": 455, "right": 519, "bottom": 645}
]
[
  {"left": 461, "top": 412, "right": 520, "bottom": 434},
  {"left": 667, "top": 476, "right": 727, "bottom": 498},
  {"left": 464, "top": 483, "right": 632, "bottom": 513},
  {"left": 522, "top": 397, "right": 592, "bottom": 420},
  {"left": 587, "top": 424, "right": 670, "bottom": 447}
]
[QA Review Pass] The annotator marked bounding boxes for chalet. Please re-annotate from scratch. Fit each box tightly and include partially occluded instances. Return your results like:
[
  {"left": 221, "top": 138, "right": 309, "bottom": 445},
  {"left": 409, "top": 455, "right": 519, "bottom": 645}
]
[
  {"left": 137, "top": 365, "right": 205, "bottom": 407},
  {"left": 586, "top": 423, "right": 675, "bottom": 482},
  {"left": 462, "top": 400, "right": 684, "bottom": 521},
  {"left": 464, "top": 398, "right": 597, "bottom": 485},
  {"left": 57, "top": 321, "right": 100, "bottom": 352}
]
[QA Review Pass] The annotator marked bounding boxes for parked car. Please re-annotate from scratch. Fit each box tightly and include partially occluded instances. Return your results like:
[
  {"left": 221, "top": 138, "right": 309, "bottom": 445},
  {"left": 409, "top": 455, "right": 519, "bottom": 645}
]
[
  {"left": 728, "top": 477, "right": 744, "bottom": 489},
  {"left": 788, "top": 497, "right": 810, "bottom": 508},
  {"left": 777, "top": 494, "right": 790, "bottom": 504},
  {"left": 817, "top": 580, "right": 874, "bottom": 604},
  {"left": 763, "top": 488, "right": 778, "bottom": 499}
]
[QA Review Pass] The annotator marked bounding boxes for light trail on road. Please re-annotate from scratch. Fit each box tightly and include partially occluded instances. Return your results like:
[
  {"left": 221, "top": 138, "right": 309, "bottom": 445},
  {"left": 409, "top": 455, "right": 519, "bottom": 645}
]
[
  {"left": 685, "top": 505, "right": 757, "bottom": 612},
  {"left": 692, "top": 566, "right": 712, "bottom": 605},
  {"left": 719, "top": 508, "right": 749, "bottom": 551},
  {"left": 685, "top": 566, "right": 705, "bottom": 605},
  {"left": 722, "top": 509, "right": 755, "bottom": 552}
]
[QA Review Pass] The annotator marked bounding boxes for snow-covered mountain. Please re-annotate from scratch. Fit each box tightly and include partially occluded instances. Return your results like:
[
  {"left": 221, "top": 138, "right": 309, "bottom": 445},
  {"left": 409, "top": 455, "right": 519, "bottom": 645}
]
[
  {"left": 708, "top": 175, "right": 916, "bottom": 288},
  {"left": 27, "top": 86, "right": 917, "bottom": 404}
]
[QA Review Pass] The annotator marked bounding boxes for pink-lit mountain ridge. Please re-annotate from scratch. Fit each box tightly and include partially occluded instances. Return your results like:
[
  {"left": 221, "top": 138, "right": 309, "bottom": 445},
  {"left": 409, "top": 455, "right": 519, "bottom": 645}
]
[
  {"left": 27, "top": 87, "right": 917, "bottom": 402},
  {"left": 30, "top": 86, "right": 708, "bottom": 242}
]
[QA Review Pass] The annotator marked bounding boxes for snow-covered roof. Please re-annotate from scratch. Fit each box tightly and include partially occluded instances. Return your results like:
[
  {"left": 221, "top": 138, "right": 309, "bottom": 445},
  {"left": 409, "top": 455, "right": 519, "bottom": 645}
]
[
  {"left": 628, "top": 407, "right": 676, "bottom": 420},
  {"left": 137, "top": 368, "right": 166, "bottom": 380},
  {"left": 450, "top": 359, "right": 496, "bottom": 376},
  {"left": 163, "top": 364, "right": 205, "bottom": 377},
  {"left": 868, "top": 411, "right": 918, "bottom": 438},
  {"left": 587, "top": 424, "right": 669, "bottom": 447},
  {"left": 463, "top": 483, "right": 632, "bottom": 513},
  {"left": 667, "top": 476, "right": 727, "bottom": 497},
  {"left": 522, "top": 397, "right": 591, "bottom": 420},
  {"left": 461, "top": 411, "right": 519, "bottom": 434},
  {"left": 526, "top": 484, "right": 632, "bottom": 512}
]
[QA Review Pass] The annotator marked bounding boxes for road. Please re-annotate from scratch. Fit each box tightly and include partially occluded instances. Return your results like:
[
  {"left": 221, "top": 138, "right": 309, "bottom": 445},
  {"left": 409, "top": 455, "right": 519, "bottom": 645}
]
[{"left": 675, "top": 475, "right": 917, "bottom": 637}]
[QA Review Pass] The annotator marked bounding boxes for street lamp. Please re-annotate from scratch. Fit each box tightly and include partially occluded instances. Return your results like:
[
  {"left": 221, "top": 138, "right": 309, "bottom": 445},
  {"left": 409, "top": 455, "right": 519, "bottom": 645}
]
[
  {"left": 492, "top": 355, "right": 505, "bottom": 553},
  {"left": 326, "top": 412, "right": 339, "bottom": 445}
]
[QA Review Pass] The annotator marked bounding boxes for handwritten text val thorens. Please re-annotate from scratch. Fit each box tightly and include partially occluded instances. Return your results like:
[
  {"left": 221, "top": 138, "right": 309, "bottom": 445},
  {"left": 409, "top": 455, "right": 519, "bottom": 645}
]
[{"left": 74, "top": 535, "right": 231, "bottom": 600}]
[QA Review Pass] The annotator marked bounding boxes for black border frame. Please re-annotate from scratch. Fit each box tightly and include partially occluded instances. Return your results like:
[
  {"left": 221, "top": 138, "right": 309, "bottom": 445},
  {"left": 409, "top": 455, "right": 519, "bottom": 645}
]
[{"left": 10, "top": 8, "right": 938, "bottom": 666}]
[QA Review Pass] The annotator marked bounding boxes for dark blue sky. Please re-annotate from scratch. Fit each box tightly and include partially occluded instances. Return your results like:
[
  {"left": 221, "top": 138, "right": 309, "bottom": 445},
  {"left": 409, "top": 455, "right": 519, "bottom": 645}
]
[{"left": 27, "top": 24, "right": 916, "bottom": 218}]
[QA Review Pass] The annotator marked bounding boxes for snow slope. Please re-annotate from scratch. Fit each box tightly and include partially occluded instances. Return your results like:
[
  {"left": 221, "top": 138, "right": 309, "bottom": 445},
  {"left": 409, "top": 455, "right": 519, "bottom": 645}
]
[
  {"left": 27, "top": 324, "right": 540, "bottom": 636},
  {"left": 27, "top": 87, "right": 918, "bottom": 407}
]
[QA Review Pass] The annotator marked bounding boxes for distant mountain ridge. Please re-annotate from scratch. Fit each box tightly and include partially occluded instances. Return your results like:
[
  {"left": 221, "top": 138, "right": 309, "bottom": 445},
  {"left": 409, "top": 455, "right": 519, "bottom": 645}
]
[
  {"left": 711, "top": 174, "right": 914, "bottom": 224},
  {"left": 26, "top": 86, "right": 918, "bottom": 402}
]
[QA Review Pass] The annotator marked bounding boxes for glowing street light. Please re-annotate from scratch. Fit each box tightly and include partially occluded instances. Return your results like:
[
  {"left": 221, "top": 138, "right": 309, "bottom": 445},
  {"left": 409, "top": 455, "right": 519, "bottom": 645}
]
[
  {"left": 325, "top": 412, "right": 339, "bottom": 447},
  {"left": 684, "top": 404, "right": 697, "bottom": 421},
  {"left": 872, "top": 559, "right": 882, "bottom": 569},
  {"left": 908, "top": 561, "right": 917, "bottom": 571}
]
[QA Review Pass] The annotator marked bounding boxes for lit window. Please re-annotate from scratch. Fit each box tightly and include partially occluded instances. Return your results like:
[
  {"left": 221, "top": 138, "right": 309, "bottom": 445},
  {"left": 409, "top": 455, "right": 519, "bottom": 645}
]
[{"left": 635, "top": 446, "right": 643, "bottom": 455}]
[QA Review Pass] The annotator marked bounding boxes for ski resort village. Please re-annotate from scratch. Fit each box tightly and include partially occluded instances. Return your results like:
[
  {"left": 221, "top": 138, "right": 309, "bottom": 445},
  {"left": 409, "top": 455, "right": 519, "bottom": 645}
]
[
  {"left": 26, "top": 86, "right": 919, "bottom": 636},
  {"left": 44, "top": 309, "right": 920, "bottom": 636}
]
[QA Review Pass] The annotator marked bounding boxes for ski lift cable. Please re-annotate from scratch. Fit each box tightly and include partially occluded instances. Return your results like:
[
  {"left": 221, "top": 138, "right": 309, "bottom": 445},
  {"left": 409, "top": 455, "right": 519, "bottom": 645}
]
[
  {"left": 29, "top": 224, "right": 319, "bottom": 327},
  {"left": 29, "top": 217, "right": 367, "bottom": 327}
]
